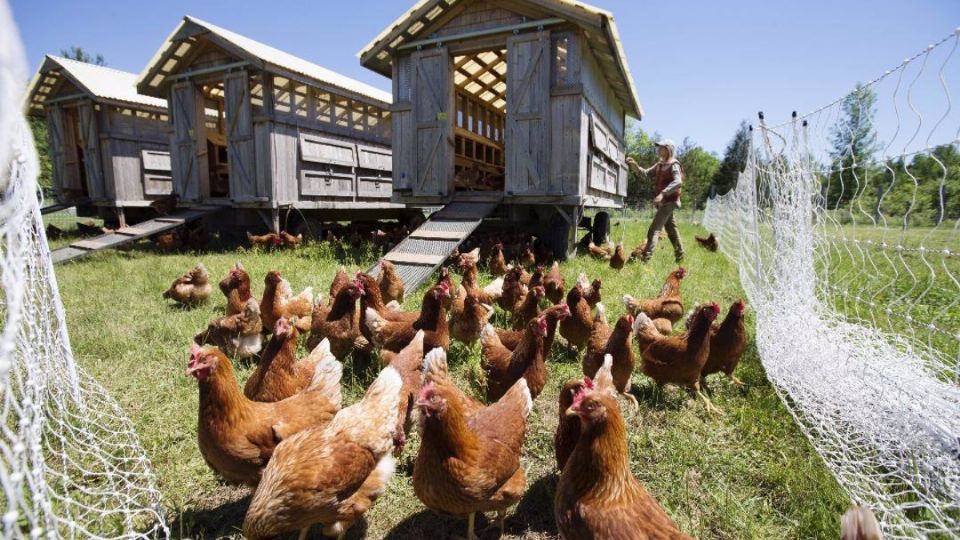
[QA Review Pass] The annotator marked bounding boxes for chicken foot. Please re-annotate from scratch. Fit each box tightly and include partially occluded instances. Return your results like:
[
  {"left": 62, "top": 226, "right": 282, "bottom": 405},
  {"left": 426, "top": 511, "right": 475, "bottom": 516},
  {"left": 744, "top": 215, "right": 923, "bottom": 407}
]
[
  {"left": 727, "top": 373, "right": 745, "bottom": 386},
  {"left": 695, "top": 389, "right": 723, "bottom": 416}
]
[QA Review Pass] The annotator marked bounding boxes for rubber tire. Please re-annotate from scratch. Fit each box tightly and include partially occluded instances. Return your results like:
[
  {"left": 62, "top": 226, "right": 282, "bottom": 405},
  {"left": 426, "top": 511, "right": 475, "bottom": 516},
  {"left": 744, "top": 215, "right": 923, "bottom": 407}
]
[
  {"left": 545, "top": 213, "right": 572, "bottom": 261},
  {"left": 592, "top": 211, "right": 610, "bottom": 244}
]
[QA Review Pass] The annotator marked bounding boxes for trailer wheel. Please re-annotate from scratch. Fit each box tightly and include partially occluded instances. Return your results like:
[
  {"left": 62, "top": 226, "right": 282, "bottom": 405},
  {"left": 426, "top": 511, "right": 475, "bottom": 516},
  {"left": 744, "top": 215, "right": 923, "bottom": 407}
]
[
  {"left": 592, "top": 211, "right": 610, "bottom": 244},
  {"left": 544, "top": 213, "right": 572, "bottom": 261}
]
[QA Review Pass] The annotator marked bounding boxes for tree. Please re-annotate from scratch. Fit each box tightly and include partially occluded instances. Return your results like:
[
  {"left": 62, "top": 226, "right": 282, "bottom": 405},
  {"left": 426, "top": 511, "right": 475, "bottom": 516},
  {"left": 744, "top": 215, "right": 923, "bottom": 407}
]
[
  {"left": 623, "top": 120, "right": 659, "bottom": 205},
  {"left": 59, "top": 46, "right": 105, "bottom": 66},
  {"left": 710, "top": 121, "right": 751, "bottom": 197},
  {"left": 826, "top": 83, "right": 878, "bottom": 208},
  {"left": 677, "top": 142, "right": 720, "bottom": 209},
  {"left": 28, "top": 116, "right": 52, "bottom": 189}
]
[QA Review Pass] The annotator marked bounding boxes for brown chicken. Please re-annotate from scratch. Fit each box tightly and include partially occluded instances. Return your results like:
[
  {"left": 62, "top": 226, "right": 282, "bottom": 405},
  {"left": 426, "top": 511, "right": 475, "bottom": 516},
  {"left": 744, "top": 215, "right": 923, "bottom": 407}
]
[
  {"left": 379, "top": 330, "right": 426, "bottom": 451},
  {"left": 559, "top": 286, "right": 593, "bottom": 350},
  {"left": 544, "top": 261, "right": 565, "bottom": 304},
  {"left": 306, "top": 282, "right": 367, "bottom": 358},
  {"left": 636, "top": 304, "right": 721, "bottom": 414},
  {"left": 260, "top": 271, "right": 313, "bottom": 332},
  {"left": 695, "top": 233, "right": 719, "bottom": 252},
  {"left": 365, "top": 282, "right": 450, "bottom": 353},
  {"left": 496, "top": 302, "right": 570, "bottom": 353},
  {"left": 357, "top": 272, "right": 419, "bottom": 346},
  {"left": 414, "top": 348, "right": 532, "bottom": 540},
  {"left": 587, "top": 242, "right": 613, "bottom": 260},
  {"left": 555, "top": 354, "right": 616, "bottom": 472},
  {"left": 702, "top": 300, "right": 748, "bottom": 386},
  {"left": 579, "top": 276, "right": 603, "bottom": 309},
  {"left": 149, "top": 192, "right": 178, "bottom": 216},
  {"left": 841, "top": 505, "right": 884, "bottom": 540},
  {"left": 162, "top": 263, "right": 212, "bottom": 306},
  {"left": 498, "top": 266, "right": 527, "bottom": 314},
  {"left": 489, "top": 243, "right": 510, "bottom": 276},
  {"left": 194, "top": 298, "right": 263, "bottom": 359},
  {"left": 623, "top": 267, "right": 687, "bottom": 325},
  {"left": 245, "top": 318, "right": 323, "bottom": 402},
  {"left": 519, "top": 246, "right": 536, "bottom": 269},
  {"left": 459, "top": 254, "right": 503, "bottom": 306},
  {"left": 220, "top": 261, "right": 252, "bottom": 316},
  {"left": 378, "top": 259, "right": 405, "bottom": 305},
  {"left": 480, "top": 316, "right": 549, "bottom": 401},
  {"left": 555, "top": 365, "right": 693, "bottom": 539},
  {"left": 188, "top": 344, "right": 341, "bottom": 486},
  {"left": 154, "top": 230, "right": 183, "bottom": 251},
  {"left": 527, "top": 266, "right": 545, "bottom": 290},
  {"left": 609, "top": 243, "right": 627, "bottom": 270},
  {"left": 243, "top": 363, "right": 403, "bottom": 540},
  {"left": 450, "top": 291, "right": 494, "bottom": 345},
  {"left": 279, "top": 230, "right": 302, "bottom": 248},
  {"left": 512, "top": 285, "right": 545, "bottom": 330},
  {"left": 583, "top": 307, "right": 639, "bottom": 407},
  {"left": 247, "top": 231, "right": 283, "bottom": 250},
  {"left": 328, "top": 266, "right": 350, "bottom": 303}
]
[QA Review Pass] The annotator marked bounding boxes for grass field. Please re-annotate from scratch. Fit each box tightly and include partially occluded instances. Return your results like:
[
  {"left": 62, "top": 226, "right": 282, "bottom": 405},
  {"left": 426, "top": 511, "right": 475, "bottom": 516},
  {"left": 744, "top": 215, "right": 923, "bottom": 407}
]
[{"left": 54, "top": 218, "right": 848, "bottom": 539}]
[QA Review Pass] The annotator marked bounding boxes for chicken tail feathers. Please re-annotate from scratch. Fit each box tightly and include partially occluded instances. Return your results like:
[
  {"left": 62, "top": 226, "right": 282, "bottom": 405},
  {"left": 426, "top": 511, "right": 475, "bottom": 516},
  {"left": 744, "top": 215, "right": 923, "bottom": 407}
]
[
  {"left": 501, "top": 377, "right": 533, "bottom": 420},
  {"left": 593, "top": 354, "right": 616, "bottom": 395},
  {"left": 422, "top": 347, "right": 449, "bottom": 384},
  {"left": 364, "top": 307, "right": 388, "bottom": 343},
  {"left": 306, "top": 340, "right": 343, "bottom": 408},
  {"left": 483, "top": 277, "right": 504, "bottom": 297},
  {"left": 385, "top": 300, "right": 402, "bottom": 312},
  {"left": 332, "top": 365, "right": 404, "bottom": 454}
]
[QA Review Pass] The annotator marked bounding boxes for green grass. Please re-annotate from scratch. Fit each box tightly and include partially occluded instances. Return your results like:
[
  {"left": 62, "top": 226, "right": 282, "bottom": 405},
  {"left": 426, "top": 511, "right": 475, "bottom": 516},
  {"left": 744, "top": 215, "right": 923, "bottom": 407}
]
[{"left": 54, "top": 219, "right": 848, "bottom": 539}]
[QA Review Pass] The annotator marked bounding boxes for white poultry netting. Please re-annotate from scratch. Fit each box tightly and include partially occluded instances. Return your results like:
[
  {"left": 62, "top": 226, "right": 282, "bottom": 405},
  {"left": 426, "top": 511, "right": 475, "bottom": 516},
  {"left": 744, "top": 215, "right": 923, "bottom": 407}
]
[
  {"left": 703, "top": 29, "right": 960, "bottom": 538},
  {"left": 0, "top": 2, "right": 167, "bottom": 538}
]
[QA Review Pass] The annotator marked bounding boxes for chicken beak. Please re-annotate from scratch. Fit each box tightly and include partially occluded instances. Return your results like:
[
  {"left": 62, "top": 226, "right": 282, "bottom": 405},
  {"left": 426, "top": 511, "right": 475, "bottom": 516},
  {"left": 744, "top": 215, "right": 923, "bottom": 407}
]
[{"left": 565, "top": 405, "right": 580, "bottom": 417}]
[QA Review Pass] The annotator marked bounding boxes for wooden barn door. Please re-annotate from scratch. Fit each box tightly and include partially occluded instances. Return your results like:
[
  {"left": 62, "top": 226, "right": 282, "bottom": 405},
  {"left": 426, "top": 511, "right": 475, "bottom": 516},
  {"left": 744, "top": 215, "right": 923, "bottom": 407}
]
[
  {"left": 169, "top": 82, "right": 205, "bottom": 202},
  {"left": 224, "top": 71, "right": 257, "bottom": 202},
  {"left": 506, "top": 31, "right": 551, "bottom": 196},
  {"left": 77, "top": 102, "right": 105, "bottom": 201},
  {"left": 412, "top": 47, "right": 453, "bottom": 198},
  {"left": 45, "top": 106, "right": 72, "bottom": 194}
]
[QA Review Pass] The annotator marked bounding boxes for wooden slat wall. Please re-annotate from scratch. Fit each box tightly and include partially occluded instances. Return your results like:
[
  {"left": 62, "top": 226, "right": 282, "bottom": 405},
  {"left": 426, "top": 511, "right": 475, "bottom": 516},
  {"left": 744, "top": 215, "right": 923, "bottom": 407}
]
[
  {"left": 579, "top": 42, "right": 625, "bottom": 139},
  {"left": 435, "top": 1, "right": 524, "bottom": 38},
  {"left": 102, "top": 108, "right": 171, "bottom": 203}
]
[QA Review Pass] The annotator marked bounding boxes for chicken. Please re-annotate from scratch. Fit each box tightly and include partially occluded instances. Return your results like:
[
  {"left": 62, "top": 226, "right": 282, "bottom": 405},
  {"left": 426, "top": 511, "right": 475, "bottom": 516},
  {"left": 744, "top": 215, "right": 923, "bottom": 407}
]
[
  {"left": 154, "top": 230, "right": 183, "bottom": 251},
  {"left": 555, "top": 355, "right": 616, "bottom": 472},
  {"left": 279, "top": 230, "right": 302, "bottom": 248},
  {"left": 328, "top": 266, "right": 350, "bottom": 304},
  {"left": 695, "top": 233, "right": 719, "bottom": 252},
  {"left": 587, "top": 242, "right": 612, "bottom": 260},
  {"left": 555, "top": 360, "right": 693, "bottom": 540},
  {"left": 194, "top": 298, "right": 263, "bottom": 359},
  {"left": 496, "top": 302, "right": 570, "bottom": 353},
  {"left": 149, "top": 192, "right": 178, "bottom": 216},
  {"left": 357, "top": 272, "right": 419, "bottom": 346},
  {"left": 841, "top": 505, "right": 884, "bottom": 540},
  {"left": 220, "top": 261, "right": 252, "bottom": 316},
  {"left": 702, "top": 300, "right": 748, "bottom": 386},
  {"left": 379, "top": 330, "right": 426, "bottom": 451},
  {"left": 511, "top": 285, "right": 545, "bottom": 330},
  {"left": 544, "top": 262, "right": 565, "bottom": 305},
  {"left": 577, "top": 274, "right": 602, "bottom": 308},
  {"left": 365, "top": 282, "right": 451, "bottom": 353},
  {"left": 519, "top": 246, "right": 536, "bottom": 269},
  {"left": 459, "top": 254, "right": 503, "bottom": 306},
  {"left": 247, "top": 231, "right": 283, "bottom": 250},
  {"left": 260, "top": 271, "right": 312, "bottom": 332},
  {"left": 583, "top": 306, "right": 638, "bottom": 407},
  {"left": 414, "top": 348, "right": 532, "bottom": 540},
  {"left": 245, "top": 318, "right": 323, "bottom": 402},
  {"left": 480, "top": 316, "right": 549, "bottom": 401},
  {"left": 527, "top": 266, "right": 545, "bottom": 290},
  {"left": 243, "top": 363, "right": 403, "bottom": 540},
  {"left": 609, "top": 242, "right": 627, "bottom": 270},
  {"left": 187, "top": 344, "right": 341, "bottom": 486},
  {"left": 450, "top": 291, "right": 494, "bottom": 345},
  {"left": 636, "top": 304, "right": 721, "bottom": 414},
  {"left": 306, "top": 281, "right": 367, "bottom": 358},
  {"left": 559, "top": 286, "right": 593, "bottom": 350},
  {"left": 497, "top": 266, "right": 527, "bottom": 315},
  {"left": 162, "top": 263, "right": 212, "bottom": 306},
  {"left": 489, "top": 243, "right": 510, "bottom": 276},
  {"left": 623, "top": 267, "right": 687, "bottom": 324},
  {"left": 378, "top": 259, "right": 405, "bottom": 305}
]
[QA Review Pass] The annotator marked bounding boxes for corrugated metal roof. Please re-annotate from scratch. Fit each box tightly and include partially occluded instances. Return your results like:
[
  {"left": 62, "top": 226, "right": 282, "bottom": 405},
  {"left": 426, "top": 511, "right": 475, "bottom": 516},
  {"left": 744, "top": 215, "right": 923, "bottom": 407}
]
[
  {"left": 138, "top": 16, "right": 391, "bottom": 105},
  {"left": 24, "top": 56, "right": 167, "bottom": 112}
]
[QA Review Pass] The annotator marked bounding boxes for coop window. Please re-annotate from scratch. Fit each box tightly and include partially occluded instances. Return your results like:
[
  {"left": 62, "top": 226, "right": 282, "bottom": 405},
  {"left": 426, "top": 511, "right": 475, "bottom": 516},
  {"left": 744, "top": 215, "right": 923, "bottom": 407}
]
[
  {"left": 351, "top": 100, "right": 365, "bottom": 132},
  {"left": 315, "top": 92, "right": 332, "bottom": 124},
  {"left": 273, "top": 76, "right": 292, "bottom": 114},
  {"left": 250, "top": 77, "right": 264, "bottom": 110},
  {"left": 555, "top": 36, "right": 570, "bottom": 82},
  {"left": 381, "top": 111, "right": 392, "bottom": 138},
  {"left": 294, "top": 84, "right": 309, "bottom": 118},
  {"left": 335, "top": 97, "right": 350, "bottom": 128}
]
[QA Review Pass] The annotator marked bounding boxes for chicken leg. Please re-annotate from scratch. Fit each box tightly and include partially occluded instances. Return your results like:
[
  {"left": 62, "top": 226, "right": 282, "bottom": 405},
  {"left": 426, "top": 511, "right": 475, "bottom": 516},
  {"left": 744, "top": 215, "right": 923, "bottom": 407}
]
[
  {"left": 727, "top": 373, "right": 745, "bottom": 386},
  {"left": 695, "top": 386, "right": 723, "bottom": 415},
  {"left": 621, "top": 390, "right": 639, "bottom": 409},
  {"left": 298, "top": 526, "right": 310, "bottom": 540}
]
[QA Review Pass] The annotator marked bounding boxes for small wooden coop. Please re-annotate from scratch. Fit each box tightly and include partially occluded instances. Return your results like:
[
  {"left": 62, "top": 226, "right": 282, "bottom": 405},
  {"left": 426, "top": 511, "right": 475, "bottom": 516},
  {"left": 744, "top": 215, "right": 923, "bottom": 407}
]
[
  {"left": 24, "top": 56, "right": 173, "bottom": 224},
  {"left": 136, "top": 16, "right": 407, "bottom": 230},
  {"left": 360, "top": 0, "right": 643, "bottom": 254}
]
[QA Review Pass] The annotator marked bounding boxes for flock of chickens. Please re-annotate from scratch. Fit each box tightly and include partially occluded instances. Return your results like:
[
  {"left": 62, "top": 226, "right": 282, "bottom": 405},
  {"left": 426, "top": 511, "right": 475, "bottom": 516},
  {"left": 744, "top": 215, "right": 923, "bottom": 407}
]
[{"left": 159, "top": 230, "right": 754, "bottom": 540}]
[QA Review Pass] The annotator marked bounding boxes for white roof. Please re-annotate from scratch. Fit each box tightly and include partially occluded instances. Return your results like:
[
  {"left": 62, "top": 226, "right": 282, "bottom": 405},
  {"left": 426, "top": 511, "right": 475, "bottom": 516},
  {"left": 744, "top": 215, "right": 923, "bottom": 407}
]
[
  {"left": 139, "top": 16, "right": 391, "bottom": 105},
  {"left": 24, "top": 56, "right": 167, "bottom": 113}
]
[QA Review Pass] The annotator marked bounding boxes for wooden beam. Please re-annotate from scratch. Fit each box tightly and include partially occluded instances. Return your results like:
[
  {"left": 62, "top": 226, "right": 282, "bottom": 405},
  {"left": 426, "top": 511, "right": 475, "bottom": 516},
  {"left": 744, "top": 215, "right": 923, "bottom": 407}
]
[{"left": 398, "top": 18, "right": 564, "bottom": 51}]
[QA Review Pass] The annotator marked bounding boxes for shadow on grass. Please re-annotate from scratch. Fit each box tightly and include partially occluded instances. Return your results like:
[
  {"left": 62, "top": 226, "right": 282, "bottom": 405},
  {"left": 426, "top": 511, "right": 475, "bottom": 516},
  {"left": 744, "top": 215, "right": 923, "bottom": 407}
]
[
  {"left": 168, "top": 494, "right": 250, "bottom": 539},
  {"left": 509, "top": 473, "right": 557, "bottom": 536}
]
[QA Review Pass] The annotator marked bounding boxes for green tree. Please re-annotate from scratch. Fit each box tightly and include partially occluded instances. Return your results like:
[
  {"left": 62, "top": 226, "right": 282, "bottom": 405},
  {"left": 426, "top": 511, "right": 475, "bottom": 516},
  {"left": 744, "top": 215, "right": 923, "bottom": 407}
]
[
  {"left": 827, "top": 83, "right": 878, "bottom": 208},
  {"left": 711, "top": 121, "right": 751, "bottom": 196},
  {"left": 28, "top": 116, "right": 53, "bottom": 189},
  {"left": 677, "top": 140, "right": 720, "bottom": 209},
  {"left": 59, "top": 46, "right": 105, "bottom": 66},
  {"left": 623, "top": 120, "right": 658, "bottom": 205}
]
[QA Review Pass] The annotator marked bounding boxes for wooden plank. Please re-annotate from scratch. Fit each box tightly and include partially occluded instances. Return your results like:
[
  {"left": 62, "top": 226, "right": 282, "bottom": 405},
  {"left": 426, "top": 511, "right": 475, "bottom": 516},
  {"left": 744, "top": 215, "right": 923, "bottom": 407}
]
[
  {"left": 385, "top": 252, "right": 447, "bottom": 266},
  {"left": 409, "top": 229, "right": 465, "bottom": 240}
]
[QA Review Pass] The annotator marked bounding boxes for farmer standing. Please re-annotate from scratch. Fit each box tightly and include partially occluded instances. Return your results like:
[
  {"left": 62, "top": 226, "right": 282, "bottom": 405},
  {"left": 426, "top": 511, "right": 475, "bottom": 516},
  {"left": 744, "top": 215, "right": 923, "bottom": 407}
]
[{"left": 626, "top": 138, "right": 684, "bottom": 263}]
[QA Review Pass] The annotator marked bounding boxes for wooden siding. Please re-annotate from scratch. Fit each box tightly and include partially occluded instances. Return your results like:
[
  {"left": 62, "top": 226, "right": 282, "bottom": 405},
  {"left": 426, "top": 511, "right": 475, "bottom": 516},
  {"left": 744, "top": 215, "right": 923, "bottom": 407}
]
[
  {"left": 435, "top": 1, "right": 525, "bottom": 38},
  {"left": 412, "top": 47, "right": 453, "bottom": 197},
  {"left": 506, "top": 31, "right": 551, "bottom": 196},
  {"left": 580, "top": 42, "right": 625, "bottom": 138}
]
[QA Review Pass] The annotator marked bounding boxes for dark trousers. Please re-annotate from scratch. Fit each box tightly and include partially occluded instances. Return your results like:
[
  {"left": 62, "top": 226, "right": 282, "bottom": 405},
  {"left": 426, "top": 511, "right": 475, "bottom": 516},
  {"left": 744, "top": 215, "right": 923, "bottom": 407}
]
[{"left": 644, "top": 201, "right": 683, "bottom": 258}]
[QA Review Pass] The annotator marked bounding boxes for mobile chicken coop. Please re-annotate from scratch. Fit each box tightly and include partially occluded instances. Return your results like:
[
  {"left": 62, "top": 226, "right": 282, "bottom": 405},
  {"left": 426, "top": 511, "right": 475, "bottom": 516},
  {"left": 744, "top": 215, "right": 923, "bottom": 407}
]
[
  {"left": 24, "top": 56, "right": 173, "bottom": 225},
  {"left": 136, "top": 16, "right": 409, "bottom": 231},
  {"left": 359, "top": 0, "right": 642, "bottom": 288}
]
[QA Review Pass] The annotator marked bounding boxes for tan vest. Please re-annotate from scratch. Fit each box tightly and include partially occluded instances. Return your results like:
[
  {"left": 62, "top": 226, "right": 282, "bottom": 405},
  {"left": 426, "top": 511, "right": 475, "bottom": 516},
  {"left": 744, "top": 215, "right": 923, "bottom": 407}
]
[{"left": 655, "top": 162, "right": 682, "bottom": 203}]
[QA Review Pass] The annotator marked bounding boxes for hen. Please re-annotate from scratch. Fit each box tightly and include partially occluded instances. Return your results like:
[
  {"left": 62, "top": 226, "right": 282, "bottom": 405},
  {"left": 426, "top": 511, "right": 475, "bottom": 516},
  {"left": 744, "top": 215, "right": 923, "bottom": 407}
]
[
  {"left": 260, "top": 271, "right": 312, "bottom": 332},
  {"left": 365, "top": 282, "right": 450, "bottom": 353},
  {"left": 188, "top": 344, "right": 341, "bottom": 485},
  {"left": 583, "top": 306, "right": 638, "bottom": 406},
  {"left": 378, "top": 259, "right": 405, "bottom": 305},
  {"left": 328, "top": 266, "right": 350, "bottom": 304},
  {"left": 555, "top": 355, "right": 615, "bottom": 472},
  {"left": 245, "top": 318, "right": 323, "bottom": 402},
  {"left": 695, "top": 233, "right": 719, "bottom": 252},
  {"left": 555, "top": 358, "right": 693, "bottom": 539},
  {"left": 559, "top": 286, "right": 593, "bottom": 350},
  {"left": 480, "top": 316, "right": 549, "bottom": 401},
  {"left": 162, "top": 263, "right": 212, "bottom": 306},
  {"left": 496, "top": 302, "right": 570, "bottom": 353},
  {"left": 450, "top": 290, "right": 494, "bottom": 345},
  {"left": 519, "top": 246, "right": 537, "bottom": 269},
  {"left": 379, "top": 330, "right": 426, "bottom": 451},
  {"left": 544, "top": 261, "right": 565, "bottom": 304},
  {"left": 219, "top": 261, "right": 252, "bottom": 316},
  {"left": 587, "top": 242, "right": 613, "bottom": 260},
  {"left": 243, "top": 362, "right": 403, "bottom": 540},
  {"left": 511, "top": 285, "right": 544, "bottom": 330},
  {"left": 489, "top": 243, "right": 510, "bottom": 276},
  {"left": 841, "top": 505, "right": 884, "bottom": 540},
  {"left": 194, "top": 298, "right": 263, "bottom": 359},
  {"left": 576, "top": 273, "right": 603, "bottom": 308},
  {"left": 702, "top": 300, "right": 748, "bottom": 386},
  {"left": 609, "top": 243, "right": 627, "bottom": 270},
  {"left": 497, "top": 266, "right": 527, "bottom": 315},
  {"left": 623, "top": 267, "right": 687, "bottom": 331},
  {"left": 306, "top": 281, "right": 367, "bottom": 358},
  {"left": 459, "top": 254, "right": 503, "bottom": 306},
  {"left": 247, "top": 231, "right": 283, "bottom": 250},
  {"left": 279, "top": 230, "right": 302, "bottom": 248},
  {"left": 414, "top": 348, "right": 532, "bottom": 540},
  {"left": 636, "top": 304, "right": 721, "bottom": 414}
]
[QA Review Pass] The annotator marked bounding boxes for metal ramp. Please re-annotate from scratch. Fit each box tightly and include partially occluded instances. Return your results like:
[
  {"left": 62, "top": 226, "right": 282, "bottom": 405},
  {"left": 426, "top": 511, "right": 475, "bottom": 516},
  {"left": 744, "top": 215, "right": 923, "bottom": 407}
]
[
  {"left": 50, "top": 205, "right": 222, "bottom": 264},
  {"left": 368, "top": 201, "right": 499, "bottom": 292}
]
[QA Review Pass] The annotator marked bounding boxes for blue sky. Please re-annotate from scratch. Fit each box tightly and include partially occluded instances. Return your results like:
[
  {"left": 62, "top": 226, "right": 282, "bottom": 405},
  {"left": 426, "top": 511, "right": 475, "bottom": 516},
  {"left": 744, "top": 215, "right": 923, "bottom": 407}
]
[{"left": 9, "top": 0, "right": 959, "bottom": 154}]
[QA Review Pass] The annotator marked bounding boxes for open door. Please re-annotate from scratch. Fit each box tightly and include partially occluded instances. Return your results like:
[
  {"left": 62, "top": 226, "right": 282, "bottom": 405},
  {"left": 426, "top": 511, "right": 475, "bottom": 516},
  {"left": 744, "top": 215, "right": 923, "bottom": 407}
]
[
  {"left": 412, "top": 47, "right": 453, "bottom": 198},
  {"left": 169, "top": 81, "right": 205, "bottom": 202},
  {"left": 46, "top": 106, "right": 73, "bottom": 196},
  {"left": 76, "top": 102, "right": 105, "bottom": 201},
  {"left": 506, "top": 31, "right": 551, "bottom": 196},
  {"left": 224, "top": 71, "right": 258, "bottom": 202}
]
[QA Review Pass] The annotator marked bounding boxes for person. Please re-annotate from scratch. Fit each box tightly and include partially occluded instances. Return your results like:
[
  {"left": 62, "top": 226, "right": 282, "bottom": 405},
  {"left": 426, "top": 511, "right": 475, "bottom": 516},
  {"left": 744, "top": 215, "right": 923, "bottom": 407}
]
[{"left": 625, "top": 139, "right": 684, "bottom": 263}]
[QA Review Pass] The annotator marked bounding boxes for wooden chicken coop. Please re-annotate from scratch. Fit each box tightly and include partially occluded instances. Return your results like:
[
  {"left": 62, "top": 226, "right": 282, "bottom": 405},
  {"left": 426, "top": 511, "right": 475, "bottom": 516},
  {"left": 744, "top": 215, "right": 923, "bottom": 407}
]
[
  {"left": 360, "top": 0, "right": 643, "bottom": 260},
  {"left": 136, "top": 16, "right": 409, "bottom": 230},
  {"left": 24, "top": 56, "right": 173, "bottom": 225}
]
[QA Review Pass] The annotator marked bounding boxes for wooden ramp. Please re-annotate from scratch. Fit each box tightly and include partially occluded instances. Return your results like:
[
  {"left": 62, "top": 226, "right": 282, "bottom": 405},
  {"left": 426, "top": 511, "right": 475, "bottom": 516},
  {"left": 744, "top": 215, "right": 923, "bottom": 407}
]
[
  {"left": 41, "top": 199, "right": 87, "bottom": 215},
  {"left": 50, "top": 205, "right": 222, "bottom": 264},
  {"left": 367, "top": 201, "right": 499, "bottom": 292}
]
